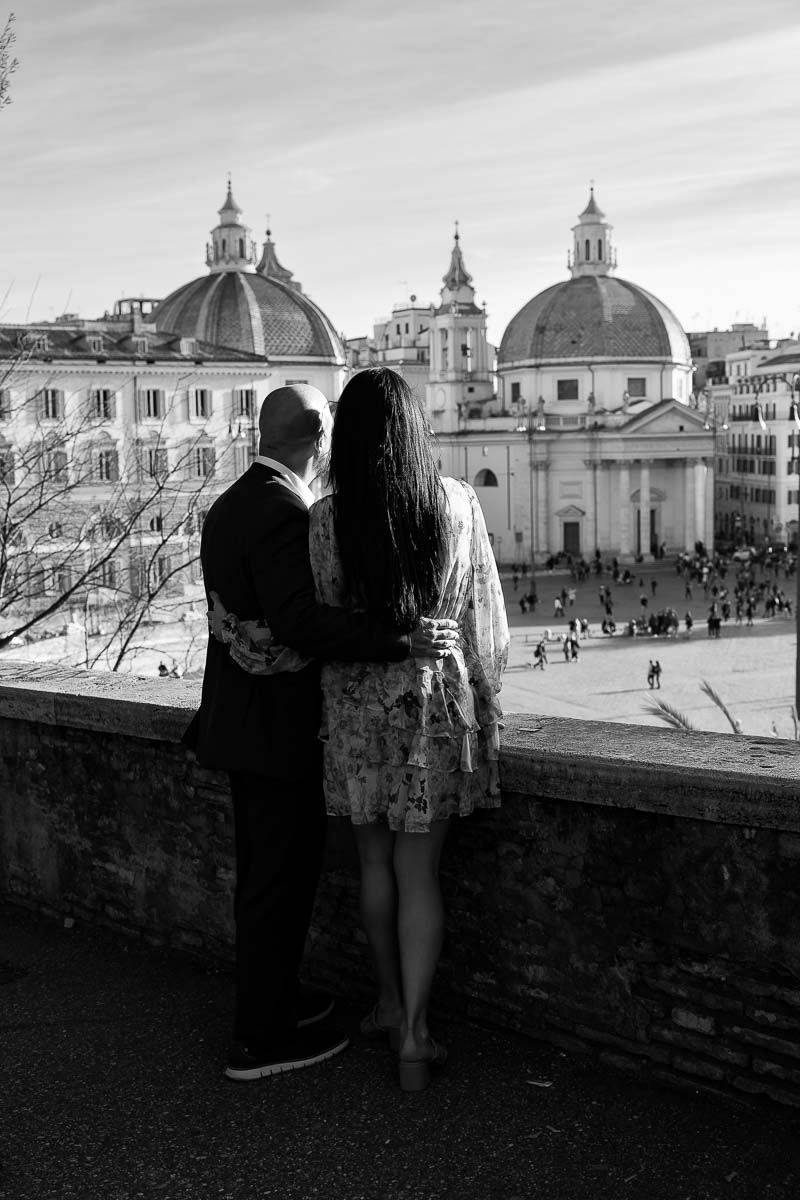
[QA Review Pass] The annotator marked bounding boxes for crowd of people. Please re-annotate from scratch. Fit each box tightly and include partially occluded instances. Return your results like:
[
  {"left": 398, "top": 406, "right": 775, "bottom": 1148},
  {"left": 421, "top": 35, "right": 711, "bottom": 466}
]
[{"left": 510, "top": 539, "right": 798, "bottom": 668}]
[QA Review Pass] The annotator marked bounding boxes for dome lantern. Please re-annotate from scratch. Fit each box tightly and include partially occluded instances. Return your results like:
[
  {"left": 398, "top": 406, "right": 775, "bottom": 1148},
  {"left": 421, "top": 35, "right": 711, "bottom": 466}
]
[
  {"left": 569, "top": 186, "right": 617, "bottom": 279},
  {"left": 205, "top": 178, "right": 258, "bottom": 274}
]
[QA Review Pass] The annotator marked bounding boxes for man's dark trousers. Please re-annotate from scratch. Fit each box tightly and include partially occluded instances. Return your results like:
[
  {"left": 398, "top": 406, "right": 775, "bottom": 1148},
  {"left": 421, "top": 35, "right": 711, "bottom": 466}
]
[{"left": 229, "top": 768, "right": 327, "bottom": 1048}]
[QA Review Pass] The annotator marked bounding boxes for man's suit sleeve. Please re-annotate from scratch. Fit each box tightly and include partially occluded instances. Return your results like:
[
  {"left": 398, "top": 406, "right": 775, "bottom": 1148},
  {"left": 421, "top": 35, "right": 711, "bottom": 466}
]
[{"left": 250, "top": 493, "right": 410, "bottom": 662}]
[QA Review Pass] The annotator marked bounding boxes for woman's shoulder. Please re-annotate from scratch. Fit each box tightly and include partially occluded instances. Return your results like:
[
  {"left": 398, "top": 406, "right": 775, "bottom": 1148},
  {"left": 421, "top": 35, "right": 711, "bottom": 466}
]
[{"left": 441, "top": 476, "right": 477, "bottom": 512}]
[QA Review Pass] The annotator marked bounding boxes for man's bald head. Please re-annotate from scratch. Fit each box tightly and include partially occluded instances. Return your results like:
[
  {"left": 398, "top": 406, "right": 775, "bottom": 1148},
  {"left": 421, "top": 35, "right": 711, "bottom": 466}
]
[{"left": 258, "top": 384, "right": 331, "bottom": 465}]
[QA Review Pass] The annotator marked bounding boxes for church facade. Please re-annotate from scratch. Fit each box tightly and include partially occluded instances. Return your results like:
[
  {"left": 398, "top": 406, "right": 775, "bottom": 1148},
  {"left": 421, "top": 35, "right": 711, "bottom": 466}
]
[{"left": 424, "top": 193, "right": 713, "bottom": 564}]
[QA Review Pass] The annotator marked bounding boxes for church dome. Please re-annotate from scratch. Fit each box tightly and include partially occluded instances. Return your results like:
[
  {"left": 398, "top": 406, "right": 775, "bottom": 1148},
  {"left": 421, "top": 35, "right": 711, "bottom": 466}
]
[
  {"left": 499, "top": 189, "right": 690, "bottom": 366},
  {"left": 151, "top": 184, "right": 343, "bottom": 361},
  {"left": 152, "top": 271, "right": 343, "bottom": 359},
  {"left": 499, "top": 274, "right": 690, "bottom": 364}
]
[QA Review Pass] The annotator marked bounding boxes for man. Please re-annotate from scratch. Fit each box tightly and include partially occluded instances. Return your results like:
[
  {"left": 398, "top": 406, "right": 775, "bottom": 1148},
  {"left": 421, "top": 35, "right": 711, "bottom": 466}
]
[{"left": 185, "top": 384, "right": 455, "bottom": 1082}]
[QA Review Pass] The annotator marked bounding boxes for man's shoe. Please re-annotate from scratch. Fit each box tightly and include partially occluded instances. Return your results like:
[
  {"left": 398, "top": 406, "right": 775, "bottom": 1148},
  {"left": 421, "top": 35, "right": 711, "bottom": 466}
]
[
  {"left": 225, "top": 1026, "right": 350, "bottom": 1081},
  {"left": 297, "top": 987, "right": 335, "bottom": 1028}
]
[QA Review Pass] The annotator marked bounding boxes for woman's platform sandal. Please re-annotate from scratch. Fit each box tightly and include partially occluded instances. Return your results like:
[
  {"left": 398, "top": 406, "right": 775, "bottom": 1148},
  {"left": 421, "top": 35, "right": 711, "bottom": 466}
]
[{"left": 397, "top": 1038, "right": 448, "bottom": 1092}]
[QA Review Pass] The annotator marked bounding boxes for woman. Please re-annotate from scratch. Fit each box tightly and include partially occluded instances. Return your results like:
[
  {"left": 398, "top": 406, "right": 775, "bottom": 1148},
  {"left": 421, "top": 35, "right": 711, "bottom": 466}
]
[{"left": 219, "top": 367, "right": 508, "bottom": 1091}]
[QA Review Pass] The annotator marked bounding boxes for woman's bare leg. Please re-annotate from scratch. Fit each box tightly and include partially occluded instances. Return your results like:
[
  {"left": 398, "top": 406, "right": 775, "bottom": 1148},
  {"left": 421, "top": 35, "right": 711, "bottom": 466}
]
[
  {"left": 352, "top": 823, "right": 403, "bottom": 1027},
  {"left": 394, "top": 819, "right": 451, "bottom": 1059}
]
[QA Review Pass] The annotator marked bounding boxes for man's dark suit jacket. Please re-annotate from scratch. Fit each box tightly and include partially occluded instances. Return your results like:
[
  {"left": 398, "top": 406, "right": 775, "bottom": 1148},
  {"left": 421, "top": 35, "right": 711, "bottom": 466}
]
[{"left": 184, "top": 462, "right": 409, "bottom": 781}]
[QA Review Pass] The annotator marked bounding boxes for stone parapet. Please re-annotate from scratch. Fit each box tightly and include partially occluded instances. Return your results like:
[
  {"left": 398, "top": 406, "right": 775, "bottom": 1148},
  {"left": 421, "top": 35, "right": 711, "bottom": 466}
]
[{"left": 2, "top": 661, "right": 800, "bottom": 1107}]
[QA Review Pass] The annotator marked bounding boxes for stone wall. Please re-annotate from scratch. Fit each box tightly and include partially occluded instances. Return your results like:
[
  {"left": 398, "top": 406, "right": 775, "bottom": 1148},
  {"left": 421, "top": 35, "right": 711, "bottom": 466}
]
[{"left": 2, "top": 661, "right": 800, "bottom": 1107}]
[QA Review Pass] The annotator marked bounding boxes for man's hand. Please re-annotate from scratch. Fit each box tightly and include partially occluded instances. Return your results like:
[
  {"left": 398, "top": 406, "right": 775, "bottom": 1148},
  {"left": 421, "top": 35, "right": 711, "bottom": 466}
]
[{"left": 409, "top": 617, "right": 459, "bottom": 660}]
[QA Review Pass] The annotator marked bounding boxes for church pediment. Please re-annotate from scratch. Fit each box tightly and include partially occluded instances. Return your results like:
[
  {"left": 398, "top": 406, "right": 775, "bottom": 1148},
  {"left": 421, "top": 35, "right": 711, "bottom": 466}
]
[
  {"left": 620, "top": 399, "right": 708, "bottom": 435},
  {"left": 555, "top": 504, "right": 586, "bottom": 519}
]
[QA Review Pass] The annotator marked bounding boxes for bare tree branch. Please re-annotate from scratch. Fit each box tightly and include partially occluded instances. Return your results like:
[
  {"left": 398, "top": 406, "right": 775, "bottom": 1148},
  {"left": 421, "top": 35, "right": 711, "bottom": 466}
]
[{"left": 0, "top": 13, "right": 18, "bottom": 111}]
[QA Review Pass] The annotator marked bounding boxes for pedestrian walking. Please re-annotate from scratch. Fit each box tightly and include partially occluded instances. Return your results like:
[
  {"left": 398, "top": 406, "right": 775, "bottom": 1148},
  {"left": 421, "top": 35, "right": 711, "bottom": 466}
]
[
  {"left": 554, "top": 596, "right": 564, "bottom": 617},
  {"left": 651, "top": 578, "right": 657, "bottom": 596},
  {"left": 533, "top": 640, "right": 547, "bottom": 670}
]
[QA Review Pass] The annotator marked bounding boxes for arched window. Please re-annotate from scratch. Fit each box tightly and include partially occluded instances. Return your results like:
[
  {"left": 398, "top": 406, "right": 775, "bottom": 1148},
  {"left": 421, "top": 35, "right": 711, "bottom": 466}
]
[
  {"left": 238, "top": 238, "right": 244, "bottom": 257},
  {"left": 222, "top": 238, "right": 227, "bottom": 255},
  {"left": 473, "top": 468, "right": 498, "bottom": 487},
  {"left": 585, "top": 238, "right": 590, "bottom": 261},
  {"left": 598, "top": 239, "right": 603, "bottom": 260}
]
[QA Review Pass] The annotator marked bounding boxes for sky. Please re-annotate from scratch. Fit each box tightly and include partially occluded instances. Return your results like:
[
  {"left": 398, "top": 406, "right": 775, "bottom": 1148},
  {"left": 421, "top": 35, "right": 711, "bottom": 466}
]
[{"left": 2, "top": 0, "right": 800, "bottom": 348}]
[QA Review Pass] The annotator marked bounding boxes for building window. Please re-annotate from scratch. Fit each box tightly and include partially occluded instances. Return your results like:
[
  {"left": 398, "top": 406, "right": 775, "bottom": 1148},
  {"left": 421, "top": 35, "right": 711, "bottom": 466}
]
[
  {"left": 28, "top": 564, "right": 46, "bottom": 597},
  {"left": 557, "top": 379, "right": 579, "bottom": 401},
  {"left": 234, "top": 443, "right": 251, "bottom": 477},
  {"left": 97, "top": 449, "right": 119, "bottom": 482},
  {"left": 193, "top": 446, "right": 215, "bottom": 478},
  {"left": 0, "top": 448, "right": 13, "bottom": 483},
  {"left": 510, "top": 382, "right": 521, "bottom": 404},
  {"left": 405, "top": 323, "right": 409, "bottom": 334},
  {"left": 133, "top": 337, "right": 148, "bottom": 356},
  {"left": 54, "top": 566, "right": 71, "bottom": 594},
  {"left": 235, "top": 389, "right": 255, "bottom": 417},
  {"left": 101, "top": 560, "right": 118, "bottom": 588},
  {"left": 48, "top": 521, "right": 62, "bottom": 538},
  {"left": 88, "top": 335, "right": 104, "bottom": 355},
  {"left": 155, "top": 556, "right": 171, "bottom": 585},
  {"left": 91, "top": 389, "right": 115, "bottom": 419},
  {"left": 584, "top": 238, "right": 590, "bottom": 260},
  {"left": 284, "top": 380, "right": 308, "bottom": 386},
  {"left": 473, "top": 469, "right": 498, "bottom": 487},
  {"left": 42, "top": 389, "right": 64, "bottom": 420},
  {"left": 99, "top": 516, "right": 123, "bottom": 539},
  {"left": 626, "top": 378, "right": 647, "bottom": 398},
  {"left": 0, "top": 389, "right": 9, "bottom": 420},
  {"left": 45, "top": 450, "right": 68, "bottom": 481},
  {"left": 149, "top": 513, "right": 163, "bottom": 533},
  {"left": 147, "top": 448, "right": 168, "bottom": 478},
  {"left": 192, "top": 389, "right": 211, "bottom": 419},
  {"left": 139, "top": 389, "right": 165, "bottom": 420},
  {"left": 598, "top": 239, "right": 603, "bottom": 260}
]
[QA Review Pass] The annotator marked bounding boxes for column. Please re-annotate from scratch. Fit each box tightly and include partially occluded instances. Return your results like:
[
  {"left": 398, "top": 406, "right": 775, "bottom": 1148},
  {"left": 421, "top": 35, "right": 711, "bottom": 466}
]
[
  {"left": 683, "top": 459, "right": 695, "bottom": 551},
  {"left": 536, "top": 462, "right": 549, "bottom": 558},
  {"left": 694, "top": 459, "right": 706, "bottom": 548},
  {"left": 618, "top": 461, "right": 631, "bottom": 558},
  {"left": 704, "top": 457, "right": 715, "bottom": 551},
  {"left": 583, "top": 458, "right": 597, "bottom": 555},
  {"left": 639, "top": 459, "right": 651, "bottom": 557}
]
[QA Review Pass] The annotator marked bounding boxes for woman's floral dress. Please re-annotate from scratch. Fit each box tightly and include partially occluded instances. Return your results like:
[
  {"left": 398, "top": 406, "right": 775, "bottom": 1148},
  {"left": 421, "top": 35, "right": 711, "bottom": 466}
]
[{"left": 309, "top": 477, "right": 509, "bottom": 833}]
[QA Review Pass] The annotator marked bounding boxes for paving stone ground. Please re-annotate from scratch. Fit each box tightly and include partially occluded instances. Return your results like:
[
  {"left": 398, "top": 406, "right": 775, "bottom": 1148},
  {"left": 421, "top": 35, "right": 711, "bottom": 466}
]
[
  {"left": 2, "top": 904, "right": 800, "bottom": 1200},
  {"left": 499, "top": 559, "right": 798, "bottom": 739}
]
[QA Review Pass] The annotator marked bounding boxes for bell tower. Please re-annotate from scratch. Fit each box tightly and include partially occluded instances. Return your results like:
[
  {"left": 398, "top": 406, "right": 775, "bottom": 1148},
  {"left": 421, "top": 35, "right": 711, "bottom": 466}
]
[{"left": 425, "top": 224, "right": 493, "bottom": 432}]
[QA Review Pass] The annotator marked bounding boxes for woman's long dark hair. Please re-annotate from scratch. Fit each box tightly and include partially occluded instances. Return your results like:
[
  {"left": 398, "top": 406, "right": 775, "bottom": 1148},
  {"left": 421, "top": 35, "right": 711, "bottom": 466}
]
[{"left": 328, "top": 368, "right": 447, "bottom": 632}]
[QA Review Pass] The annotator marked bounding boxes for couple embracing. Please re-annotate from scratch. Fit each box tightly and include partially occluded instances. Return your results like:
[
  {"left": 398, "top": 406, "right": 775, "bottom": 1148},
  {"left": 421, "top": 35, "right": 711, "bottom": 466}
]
[{"left": 185, "top": 367, "right": 509, "bottom": 1092}]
